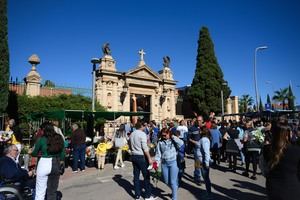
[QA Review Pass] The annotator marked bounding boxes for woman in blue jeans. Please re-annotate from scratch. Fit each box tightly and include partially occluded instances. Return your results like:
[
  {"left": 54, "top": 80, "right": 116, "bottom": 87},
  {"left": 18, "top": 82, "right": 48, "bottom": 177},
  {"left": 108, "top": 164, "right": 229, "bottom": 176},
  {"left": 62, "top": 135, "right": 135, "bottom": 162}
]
[
  {"left": 155, "top": 128, "right": 183, "bottom": 200},
  {"left": 190, "top": 126, "right": 212, "bottom": 199},
  {"left": 199, "top": 127, "right": 213, "bottom": 199}
]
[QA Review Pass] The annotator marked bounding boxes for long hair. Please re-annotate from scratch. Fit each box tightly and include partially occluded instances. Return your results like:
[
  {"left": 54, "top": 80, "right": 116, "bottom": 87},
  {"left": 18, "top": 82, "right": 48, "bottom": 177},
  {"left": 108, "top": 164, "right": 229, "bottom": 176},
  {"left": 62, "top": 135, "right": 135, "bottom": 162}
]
[
  {"left": 160, "top": 127, "right": 171, "bottom": 140},
  {"left": 115, "top": 124, "right": 126, "bottom": 138},
  {"left": 43, "top": 122, "right": 64, "bottom": 154},
  {"left": 269, "top": 123, "right": 291, "bottom": 169},
  {"left": 200, "top": 126, "right": 211, "bottom": 138}
]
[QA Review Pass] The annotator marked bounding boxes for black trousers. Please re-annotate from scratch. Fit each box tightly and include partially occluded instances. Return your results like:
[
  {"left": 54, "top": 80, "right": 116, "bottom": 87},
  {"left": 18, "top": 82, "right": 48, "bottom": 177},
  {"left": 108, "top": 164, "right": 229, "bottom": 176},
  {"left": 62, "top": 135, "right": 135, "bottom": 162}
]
[
  {"left": 245, "top": 150, "right": 259, "bottom": 175},
  {"left": 47, "top": 157, "right": 61, "bottom": 200}
]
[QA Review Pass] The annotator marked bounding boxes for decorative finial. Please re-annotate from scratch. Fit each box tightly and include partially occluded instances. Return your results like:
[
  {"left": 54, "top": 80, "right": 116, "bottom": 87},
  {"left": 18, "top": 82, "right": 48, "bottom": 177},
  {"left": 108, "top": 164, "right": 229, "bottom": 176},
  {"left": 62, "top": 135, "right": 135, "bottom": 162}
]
[{"left": 28, "top": 54, "right": 40, "bottom": 71}]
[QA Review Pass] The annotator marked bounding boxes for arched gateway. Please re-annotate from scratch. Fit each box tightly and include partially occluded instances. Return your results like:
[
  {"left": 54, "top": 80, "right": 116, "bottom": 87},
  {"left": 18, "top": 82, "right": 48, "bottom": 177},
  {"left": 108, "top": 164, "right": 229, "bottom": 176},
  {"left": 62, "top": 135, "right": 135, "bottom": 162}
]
[{"left": 95, "top": 46, "right": 178, "bottom": 123}]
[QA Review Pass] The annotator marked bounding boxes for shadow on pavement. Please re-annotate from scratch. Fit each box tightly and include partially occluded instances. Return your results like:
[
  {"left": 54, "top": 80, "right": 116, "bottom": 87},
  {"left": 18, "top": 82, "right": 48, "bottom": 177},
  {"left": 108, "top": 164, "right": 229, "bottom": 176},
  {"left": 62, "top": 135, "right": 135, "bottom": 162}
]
[
  {"left": 212, "top": 180, "right": 267, "bottom": 200},
  {"left": 112, "top": 174, "right": 168, "bottom": 200},
  {"left": 180, "top": 179, "right": 203, "bottom": 199},
  {"left": 112, "top": 174, "right": 135, "bottom": 198},
  {"left": 230, "top": 179, "right": 266, "bottom": 197}
]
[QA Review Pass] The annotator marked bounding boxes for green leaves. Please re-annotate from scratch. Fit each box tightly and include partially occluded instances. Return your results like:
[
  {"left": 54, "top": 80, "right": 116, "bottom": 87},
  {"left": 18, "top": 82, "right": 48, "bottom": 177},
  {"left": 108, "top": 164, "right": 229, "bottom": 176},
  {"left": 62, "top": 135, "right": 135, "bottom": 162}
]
[
  {"left": 188, "top": 27, "right": 231, "bottom": 118},
  {"left": 8, "top": 94, "right": 106, "bottom": 121},
  {"left": 0, "top": 0, "right": 9, "bottom": 114}
]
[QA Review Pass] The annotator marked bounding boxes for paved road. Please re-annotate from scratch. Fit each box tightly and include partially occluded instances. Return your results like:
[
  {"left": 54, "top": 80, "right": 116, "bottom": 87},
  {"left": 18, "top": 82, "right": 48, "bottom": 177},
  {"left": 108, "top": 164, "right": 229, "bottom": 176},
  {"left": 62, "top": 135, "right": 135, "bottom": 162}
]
[{"left": 59, "top": 157, "right": 267, "bottom": 200}]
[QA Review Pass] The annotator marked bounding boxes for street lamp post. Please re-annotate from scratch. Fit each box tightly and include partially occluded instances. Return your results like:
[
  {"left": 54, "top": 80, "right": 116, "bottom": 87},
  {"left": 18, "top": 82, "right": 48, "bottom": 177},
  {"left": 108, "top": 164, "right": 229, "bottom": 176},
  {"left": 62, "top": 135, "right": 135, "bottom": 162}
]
[
  {"left": 254, "top": 46, "right": 268, "bottom": 112},
  {"left": 221, "top": 82, "right": 227, "bottom": 116},
  {"left": 91, "top": 58, "right": 101, "bottom": 112}
]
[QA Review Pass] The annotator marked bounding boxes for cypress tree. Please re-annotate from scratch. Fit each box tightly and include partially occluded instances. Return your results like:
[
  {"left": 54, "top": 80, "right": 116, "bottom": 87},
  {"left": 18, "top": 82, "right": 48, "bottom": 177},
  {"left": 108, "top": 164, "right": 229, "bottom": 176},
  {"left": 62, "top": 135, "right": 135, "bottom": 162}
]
[
  {"left": 259, "top": 97, "right": 264, "bottom": 111},
  {"left": 266, "top": 94, "right": 271, "bottom": 104},
  {"left": 288, "top": 85, "right": 295, "bottom": 110},
  {"left": 188, "top": 27, "right": 231, "bottom": 118},
  {"left": 0, "top": 0, "right": 9, "bottom": 114}
]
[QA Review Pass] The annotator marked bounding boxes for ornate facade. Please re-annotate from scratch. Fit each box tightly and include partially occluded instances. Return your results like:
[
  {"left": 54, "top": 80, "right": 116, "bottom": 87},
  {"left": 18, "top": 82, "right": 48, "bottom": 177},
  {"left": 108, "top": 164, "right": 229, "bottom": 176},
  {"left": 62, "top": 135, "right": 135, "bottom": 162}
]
[{"left": 95, "top": 46, "right": 178, "bottom": 122}]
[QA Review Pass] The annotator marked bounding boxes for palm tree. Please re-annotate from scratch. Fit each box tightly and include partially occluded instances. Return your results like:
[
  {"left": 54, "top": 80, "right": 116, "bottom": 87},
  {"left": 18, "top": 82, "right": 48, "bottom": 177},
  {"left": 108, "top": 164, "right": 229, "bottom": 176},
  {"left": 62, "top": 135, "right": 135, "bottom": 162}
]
[
  {"left": 272, "top": 87, "right": 288, "bottom": 109},
  {"left": 239, "top": 94, "right": 254, "bottom": 113}
]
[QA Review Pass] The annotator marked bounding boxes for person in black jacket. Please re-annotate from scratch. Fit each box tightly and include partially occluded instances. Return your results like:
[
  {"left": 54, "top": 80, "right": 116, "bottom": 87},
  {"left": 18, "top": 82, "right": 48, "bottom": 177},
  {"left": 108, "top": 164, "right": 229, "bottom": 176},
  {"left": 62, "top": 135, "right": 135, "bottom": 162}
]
[
  {"left": 263, "top": 122, "right": 300, "bottom": 200},
  {"left": 0, "top": 144, "right": 35, "bottom": 191}
]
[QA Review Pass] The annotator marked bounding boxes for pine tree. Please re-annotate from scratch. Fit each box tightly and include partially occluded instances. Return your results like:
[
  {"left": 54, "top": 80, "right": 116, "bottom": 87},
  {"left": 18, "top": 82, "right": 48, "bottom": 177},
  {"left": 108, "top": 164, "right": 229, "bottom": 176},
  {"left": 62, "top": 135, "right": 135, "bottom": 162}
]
[
  {"left": 288, "top": 85, "right": 295, "bottom": 110},
  {"left": 0, "top": 0, "right": 9, "bottom": 114},
  {"left": 188, "top": 27, "right": 231, "bottom": 118}
]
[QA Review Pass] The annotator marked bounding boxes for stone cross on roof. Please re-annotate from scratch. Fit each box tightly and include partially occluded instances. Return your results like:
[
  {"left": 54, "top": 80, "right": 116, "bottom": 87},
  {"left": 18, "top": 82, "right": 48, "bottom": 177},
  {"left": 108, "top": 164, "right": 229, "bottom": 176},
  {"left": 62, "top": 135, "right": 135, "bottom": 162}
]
[{"left": 138, "top": 49, "right": 146, "bottom": 61}]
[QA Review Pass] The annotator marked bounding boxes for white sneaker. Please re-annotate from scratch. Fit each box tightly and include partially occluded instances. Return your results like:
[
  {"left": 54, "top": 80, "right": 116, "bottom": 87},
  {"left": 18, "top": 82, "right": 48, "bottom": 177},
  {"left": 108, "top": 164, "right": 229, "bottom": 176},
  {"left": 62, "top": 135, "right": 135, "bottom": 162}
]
[
  {"left": 114, "top": 166, "right": 120, "bottom": 170},
  {"left": 145, "top": 196, "right": 158, "bottom": 200},
  {"left": 121, "top": 164, "right": 125, "bottom": 168}
]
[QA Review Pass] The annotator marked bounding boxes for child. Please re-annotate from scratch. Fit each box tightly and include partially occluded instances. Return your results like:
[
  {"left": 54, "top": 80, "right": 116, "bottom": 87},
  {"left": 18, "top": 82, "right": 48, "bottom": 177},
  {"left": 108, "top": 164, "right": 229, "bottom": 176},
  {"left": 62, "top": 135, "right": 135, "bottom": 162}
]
[{"left": 96, "top": 137, "right": 112, "bottom": 170}]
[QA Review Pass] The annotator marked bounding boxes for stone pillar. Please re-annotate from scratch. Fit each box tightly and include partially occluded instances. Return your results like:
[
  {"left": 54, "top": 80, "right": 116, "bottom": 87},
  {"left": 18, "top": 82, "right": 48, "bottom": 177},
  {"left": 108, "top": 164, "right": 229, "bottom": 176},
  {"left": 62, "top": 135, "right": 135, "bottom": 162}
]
[
  {"left": 112, "top": 82, "right": 118, "bottom": 111},
  {"left": 102, "top": 81, "right": 107, "bottom": 108},
  {"left": 132, "top": 94, "right": 137, "bottom": 124},
  {"left": 25, "top": 54, "right": 41, "bottom": 96},
  {"left": 226, "top": 98, "right": 232, "bottom": 115},
  {"left": 150, "top": 93, "right": 156, "bottom": 121}
]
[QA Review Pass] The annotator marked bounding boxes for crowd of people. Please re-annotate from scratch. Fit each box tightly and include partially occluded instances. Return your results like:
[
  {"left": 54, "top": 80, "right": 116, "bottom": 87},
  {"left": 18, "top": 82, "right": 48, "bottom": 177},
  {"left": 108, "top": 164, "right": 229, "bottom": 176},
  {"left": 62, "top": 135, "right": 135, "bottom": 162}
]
[{"left": 1, "top": 114, "right": 300, "bottom": 200}]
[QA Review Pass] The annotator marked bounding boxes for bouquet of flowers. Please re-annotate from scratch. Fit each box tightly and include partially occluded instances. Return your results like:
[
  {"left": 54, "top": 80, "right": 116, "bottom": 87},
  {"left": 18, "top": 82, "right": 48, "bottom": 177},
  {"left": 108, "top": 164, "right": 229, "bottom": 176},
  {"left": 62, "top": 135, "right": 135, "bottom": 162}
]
[
  {"left": 0, "top": 131, "right": 13, "bottom": 142},
  {"left": 21, "top": 144, "right": 30, "bottom": 154},
  {"left": 251, "top": 129, "right": 264, "bottom": 144}
]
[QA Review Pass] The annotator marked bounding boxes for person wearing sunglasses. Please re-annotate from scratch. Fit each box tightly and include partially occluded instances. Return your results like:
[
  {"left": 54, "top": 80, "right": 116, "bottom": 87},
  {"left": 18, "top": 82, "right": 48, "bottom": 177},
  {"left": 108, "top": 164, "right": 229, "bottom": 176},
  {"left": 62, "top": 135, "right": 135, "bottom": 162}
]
[{"left": 155, "top": 128, "right": 183, "bottom": 200}]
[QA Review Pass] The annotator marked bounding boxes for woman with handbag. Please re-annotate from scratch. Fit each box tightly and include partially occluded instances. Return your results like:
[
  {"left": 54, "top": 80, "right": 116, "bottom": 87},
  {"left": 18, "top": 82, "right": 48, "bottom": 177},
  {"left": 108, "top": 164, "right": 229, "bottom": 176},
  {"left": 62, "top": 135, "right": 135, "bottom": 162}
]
[
  {"left": 155, "top": 128, "right": 183, "bottom": 200},
  {"left": 113, "top": 124, "right": 127, "bottom": 169},
  {"left": 30, "top": 122, "right": 65, "bottom": 200}
]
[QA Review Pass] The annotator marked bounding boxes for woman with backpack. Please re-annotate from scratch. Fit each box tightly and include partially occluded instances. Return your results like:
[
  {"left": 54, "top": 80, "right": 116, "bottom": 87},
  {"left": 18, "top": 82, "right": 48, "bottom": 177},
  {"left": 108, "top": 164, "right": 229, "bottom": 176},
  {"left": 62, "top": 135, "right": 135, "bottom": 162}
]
[{"left": 31, "top": 122, "right": 65, "bottom": 200}]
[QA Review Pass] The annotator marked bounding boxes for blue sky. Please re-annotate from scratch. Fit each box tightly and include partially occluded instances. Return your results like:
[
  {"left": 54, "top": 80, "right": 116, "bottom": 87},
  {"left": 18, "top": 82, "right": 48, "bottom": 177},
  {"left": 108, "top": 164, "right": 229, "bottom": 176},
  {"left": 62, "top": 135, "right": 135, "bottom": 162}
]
[{"left": 8, "top": 0, "right": 300, "bottom": 106}]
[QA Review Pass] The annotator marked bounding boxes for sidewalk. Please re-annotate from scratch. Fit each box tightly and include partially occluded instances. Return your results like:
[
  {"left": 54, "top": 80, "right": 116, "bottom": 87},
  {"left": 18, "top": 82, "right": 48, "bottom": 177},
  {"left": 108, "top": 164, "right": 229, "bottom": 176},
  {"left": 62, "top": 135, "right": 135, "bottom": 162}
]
[{"left": 59, "top": 157, "right": 267, "bottom": 200}]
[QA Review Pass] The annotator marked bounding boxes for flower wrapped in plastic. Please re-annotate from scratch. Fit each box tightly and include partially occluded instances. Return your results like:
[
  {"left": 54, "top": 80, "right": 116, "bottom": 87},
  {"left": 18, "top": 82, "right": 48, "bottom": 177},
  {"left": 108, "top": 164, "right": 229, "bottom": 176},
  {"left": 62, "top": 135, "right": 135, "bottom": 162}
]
[
  {"left": 0, "top": 131, "right": 13, "bottom": 142},
  {"left": 149, "top": 161, "right": 161, "bottom": 187},
  {"left": 251, "top": 129, "right": 264, "bottom": 144},
  {"left": 148, "top": 143, "right": 156, "bottom": 157}
]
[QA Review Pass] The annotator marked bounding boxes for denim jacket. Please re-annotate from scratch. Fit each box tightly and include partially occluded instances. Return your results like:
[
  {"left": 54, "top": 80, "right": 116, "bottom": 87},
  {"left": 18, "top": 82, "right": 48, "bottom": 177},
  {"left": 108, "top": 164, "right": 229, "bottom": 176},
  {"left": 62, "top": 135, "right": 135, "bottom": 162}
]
[
  {"left": 200, "top": 137, "right": 211, "bottom": 167},
  {"left": 155, "top": 135, "right": 183, "bottom": 164}
]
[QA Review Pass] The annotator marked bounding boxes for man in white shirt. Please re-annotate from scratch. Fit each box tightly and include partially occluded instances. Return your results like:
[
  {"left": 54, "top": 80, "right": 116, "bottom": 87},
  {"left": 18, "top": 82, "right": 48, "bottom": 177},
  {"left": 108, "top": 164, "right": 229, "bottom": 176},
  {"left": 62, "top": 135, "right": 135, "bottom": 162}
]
[{"left": 176, "top": 120, "right": 188, "bottom": 140}]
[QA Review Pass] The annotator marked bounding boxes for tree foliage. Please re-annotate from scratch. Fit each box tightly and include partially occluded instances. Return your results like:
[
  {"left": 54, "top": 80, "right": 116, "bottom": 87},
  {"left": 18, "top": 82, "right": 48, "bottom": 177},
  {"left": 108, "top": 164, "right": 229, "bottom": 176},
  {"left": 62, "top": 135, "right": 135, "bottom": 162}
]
[
  {"left": 259, "top": 97, "right": 264, "bottom": 111},
  {"left": 266, "top": 94, "right": 271, "bottom": 104},
  {"left": 0, "top": 0, "right": 9, "bottom": 113},
  {"left": 44, "top": 80, "right": 55, "bottom": 88},
  {"left": 272, "top": 87, "right": 288, "bottom": 109},
  {"left": 287, "top": 85, "right": 295, "bottom": 110},
  {"left": 188, "top": 27, "right": 231, "bottom": 118},
  {"left": 239, "top": 94, "right": 254, "bottom": 113},
  {"left": 7, "top": 94, "right": 106, "bottom": 121}
]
